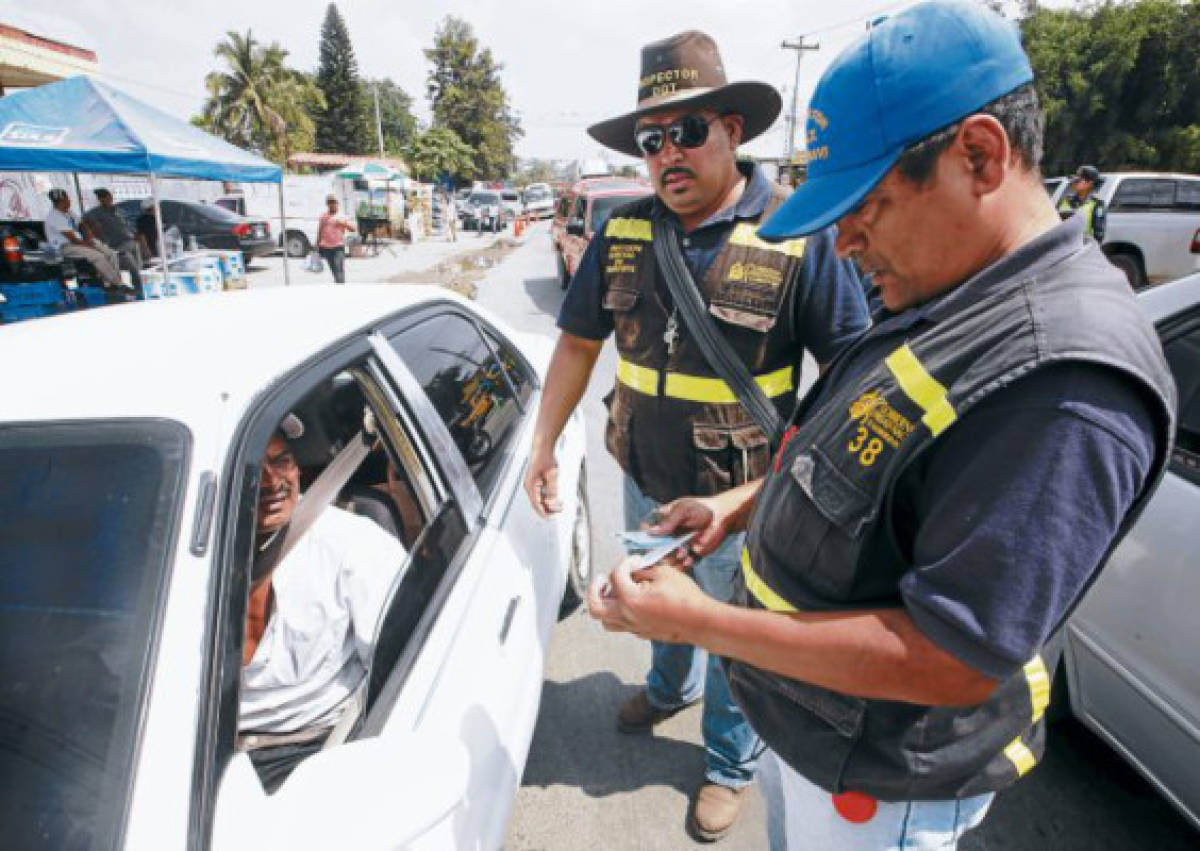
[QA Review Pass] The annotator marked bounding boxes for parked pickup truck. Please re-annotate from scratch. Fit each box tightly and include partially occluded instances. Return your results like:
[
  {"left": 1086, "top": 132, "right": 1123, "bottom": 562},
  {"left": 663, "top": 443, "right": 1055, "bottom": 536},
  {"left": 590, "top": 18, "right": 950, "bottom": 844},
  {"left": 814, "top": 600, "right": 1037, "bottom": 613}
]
[
  {"left": 1049, "top": 172, "right": 1200, "bottom": 288},
  {"left": 552, "top": 178, "right": 652, "bottom": 290}
]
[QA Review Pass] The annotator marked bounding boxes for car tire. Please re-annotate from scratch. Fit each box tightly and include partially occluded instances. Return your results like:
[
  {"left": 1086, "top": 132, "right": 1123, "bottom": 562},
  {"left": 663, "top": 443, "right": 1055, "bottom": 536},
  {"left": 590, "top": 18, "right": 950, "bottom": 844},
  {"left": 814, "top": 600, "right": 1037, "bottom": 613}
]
[
  {"left": 284, "top": 230, "right": 310, "bottom": 259},
  {"left": 558, "top": 464, "right": 593, "bottom": 620},
  {"left": 1107, "top": 252, "right": 1146, "bottom": 289},
  {"left": 557, "top": 251, "right": 571, "bottom": 290}
]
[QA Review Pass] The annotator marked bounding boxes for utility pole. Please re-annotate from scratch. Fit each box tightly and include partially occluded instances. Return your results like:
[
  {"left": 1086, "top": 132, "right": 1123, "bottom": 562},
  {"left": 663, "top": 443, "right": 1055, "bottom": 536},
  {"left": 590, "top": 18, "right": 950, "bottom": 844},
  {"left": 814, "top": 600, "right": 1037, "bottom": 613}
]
[
  {"left": 781, "top": 38, "right": 820, "bottom": 172},
  {"left": 373, "top": 82, "right": 385, "bottom": 158}
]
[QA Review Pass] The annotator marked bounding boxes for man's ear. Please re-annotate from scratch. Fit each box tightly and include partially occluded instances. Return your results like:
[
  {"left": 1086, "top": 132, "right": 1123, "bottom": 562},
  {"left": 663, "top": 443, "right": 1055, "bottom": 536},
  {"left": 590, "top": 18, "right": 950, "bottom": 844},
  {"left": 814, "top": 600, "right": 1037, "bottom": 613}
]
[
  {"left": 957, "top": 115, "right": 1008, "bottom": 195},
  {"left": 722, "top": 114, "right": 745, "bottom": 151}
]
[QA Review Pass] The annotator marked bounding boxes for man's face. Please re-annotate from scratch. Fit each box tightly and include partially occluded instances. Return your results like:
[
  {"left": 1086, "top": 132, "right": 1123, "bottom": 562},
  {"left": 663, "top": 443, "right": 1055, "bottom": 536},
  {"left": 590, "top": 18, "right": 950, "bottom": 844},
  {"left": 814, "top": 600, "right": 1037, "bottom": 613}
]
[
  {"left": 835, "top": 157, "right": 979, "bottom": 312},
  {"left": 327, "top": 200, "right": 339, "bottom": 214},
  {"left": 257, "top": 435, "right": 300, "bottom": 536},
  {"left": 1073, "top": 176, "right": 1094, "bottom": 197},
  {"left": 54, "top": 196, "right": 70, "bottom": 212},
  {"left": 97, "top": 193, "right": 114, "bottom": 208},
  {"left": 637, "top": 107, "right": 742, "bottom": 220}
]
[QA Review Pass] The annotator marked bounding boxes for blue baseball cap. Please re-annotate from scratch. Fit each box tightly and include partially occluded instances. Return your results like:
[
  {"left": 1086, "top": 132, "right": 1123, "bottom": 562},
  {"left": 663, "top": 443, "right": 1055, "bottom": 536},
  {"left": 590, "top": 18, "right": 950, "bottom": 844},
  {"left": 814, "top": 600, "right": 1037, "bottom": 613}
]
[{"left": 759, "top": 0, "right": 1033, "bottom": 240}]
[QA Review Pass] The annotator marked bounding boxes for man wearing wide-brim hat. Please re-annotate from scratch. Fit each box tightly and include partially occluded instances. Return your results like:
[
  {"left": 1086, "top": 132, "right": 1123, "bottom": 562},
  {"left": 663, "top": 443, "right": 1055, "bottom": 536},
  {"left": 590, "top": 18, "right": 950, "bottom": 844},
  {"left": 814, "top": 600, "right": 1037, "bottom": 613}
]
[
  {"left": 524, "top": 29, "right": 868, "bottom": 842},
  {"left": 589, "top": 2, "right": 1175, "bottom": 848}
]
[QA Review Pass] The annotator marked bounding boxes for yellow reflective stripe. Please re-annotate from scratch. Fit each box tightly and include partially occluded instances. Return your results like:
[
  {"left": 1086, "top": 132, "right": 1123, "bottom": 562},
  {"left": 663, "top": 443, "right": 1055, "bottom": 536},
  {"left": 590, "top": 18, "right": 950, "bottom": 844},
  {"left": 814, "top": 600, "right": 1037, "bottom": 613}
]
[
  {"left": 731, "top": 223, "right": 807, "bottom": 258},
  {"left": 741, "top": 548, "right": 798, "bottom": 612},
  {"left": 884, "top": 344, "right": 957, "bottom": 437},
  {"left": 617, "top": 358, "right": 793, "bottom": 404},
  {"left": 1003, "top": 737, "right": 1038, "bottom": 776},
  {"left": 1025, "top": 655, "right": 1051, "bottom": 724},
  {"left": 616, "top": 357, "right": 660, "bottom": 394},
  {"left": 604, "top": 217, "right": 652, "bottom": 241}
]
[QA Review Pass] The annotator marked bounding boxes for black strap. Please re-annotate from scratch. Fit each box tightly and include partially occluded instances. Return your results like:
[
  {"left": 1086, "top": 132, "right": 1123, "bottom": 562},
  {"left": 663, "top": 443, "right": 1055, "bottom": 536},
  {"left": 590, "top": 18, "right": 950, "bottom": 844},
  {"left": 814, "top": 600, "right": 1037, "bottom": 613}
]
[{"left": 652, "top": 220, "right": 786, "bottom": 445}]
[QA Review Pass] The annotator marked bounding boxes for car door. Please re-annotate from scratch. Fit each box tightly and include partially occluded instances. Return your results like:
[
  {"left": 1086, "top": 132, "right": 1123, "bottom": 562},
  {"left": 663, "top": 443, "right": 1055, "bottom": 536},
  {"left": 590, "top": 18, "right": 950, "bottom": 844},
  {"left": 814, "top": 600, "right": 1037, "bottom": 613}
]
[
  {"left": 372, "top": 309, "right": 554, "bottom": 846},
  {"left": 1065, "top": 293, "right": 1200, "bottom": 828},
  {"left": 563, "top": 193, "right": 589, "bottom": 276}
]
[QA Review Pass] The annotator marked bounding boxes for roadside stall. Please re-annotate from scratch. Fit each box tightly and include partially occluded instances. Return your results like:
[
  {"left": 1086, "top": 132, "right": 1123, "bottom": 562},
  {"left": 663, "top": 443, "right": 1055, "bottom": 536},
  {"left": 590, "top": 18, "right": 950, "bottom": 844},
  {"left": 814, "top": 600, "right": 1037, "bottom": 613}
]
[
  {"left": 335, "top": 161, "right": 405, "bottom": 253},
  {"left": 0, "top": 76, "right": 287, "bottom": 323}
]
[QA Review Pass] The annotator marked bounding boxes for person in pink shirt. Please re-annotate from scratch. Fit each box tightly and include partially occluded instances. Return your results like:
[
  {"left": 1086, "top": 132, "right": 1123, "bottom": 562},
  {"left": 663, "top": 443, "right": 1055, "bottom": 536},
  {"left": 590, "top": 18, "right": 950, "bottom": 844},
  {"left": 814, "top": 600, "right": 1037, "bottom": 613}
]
[{"left": 316, "top": 194, "right": 356, "bottom": 283}]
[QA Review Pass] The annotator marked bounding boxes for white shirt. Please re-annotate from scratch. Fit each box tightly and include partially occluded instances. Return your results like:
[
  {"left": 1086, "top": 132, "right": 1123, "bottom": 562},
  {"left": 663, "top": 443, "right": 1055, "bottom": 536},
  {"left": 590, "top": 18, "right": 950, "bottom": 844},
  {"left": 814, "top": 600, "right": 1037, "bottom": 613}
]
[
  {"left": 45, "top": 207, "right": 81, "bottom": 249},
  {"left": 239, "top": 506, "right": 408, "bottom": 733}
]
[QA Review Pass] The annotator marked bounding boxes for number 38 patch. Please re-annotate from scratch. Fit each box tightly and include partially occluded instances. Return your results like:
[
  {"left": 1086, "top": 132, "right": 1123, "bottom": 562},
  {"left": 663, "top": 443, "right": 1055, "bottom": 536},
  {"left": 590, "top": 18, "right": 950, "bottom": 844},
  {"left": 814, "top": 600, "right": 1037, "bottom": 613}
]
[{"left": 846, "top": 390, "right": 915, "bottom": 468}]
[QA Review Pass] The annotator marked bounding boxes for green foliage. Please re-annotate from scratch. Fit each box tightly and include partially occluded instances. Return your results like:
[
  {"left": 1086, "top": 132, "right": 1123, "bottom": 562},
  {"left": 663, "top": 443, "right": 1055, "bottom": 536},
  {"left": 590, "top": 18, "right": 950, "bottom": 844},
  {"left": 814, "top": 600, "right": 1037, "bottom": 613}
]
[
  {"left": 360, "top": 77, "right": 419, "bottom": 155},
  {"left": 315, "top": 3, "right": 371, "bottom": 154},
  {"left": 515, "top": 158, "right": 560, "bottom": 185},
  {"left": 424, "top": 16, "right": 523, "bottom": 180},
  {"left": 197, "top": 30, "right": 323, "bottom": 164},
  {"left": 1023, "top": 0, "right": 1200, "bottom": 174},
  {"left": 404, "top": 126, "right": 476, "bottom": 183}
]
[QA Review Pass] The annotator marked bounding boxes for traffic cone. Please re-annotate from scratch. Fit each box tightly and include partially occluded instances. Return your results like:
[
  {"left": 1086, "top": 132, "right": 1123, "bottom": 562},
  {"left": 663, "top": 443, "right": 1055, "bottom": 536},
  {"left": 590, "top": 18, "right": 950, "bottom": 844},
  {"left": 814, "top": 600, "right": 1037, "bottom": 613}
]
[{"left": 515, "top": 214, "right": 525, "bottom": 238}]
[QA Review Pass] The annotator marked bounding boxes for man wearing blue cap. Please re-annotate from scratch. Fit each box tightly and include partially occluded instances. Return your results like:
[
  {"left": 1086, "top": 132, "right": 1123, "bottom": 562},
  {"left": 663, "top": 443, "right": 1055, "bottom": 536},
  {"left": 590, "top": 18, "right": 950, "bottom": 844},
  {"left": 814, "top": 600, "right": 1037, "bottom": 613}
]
[{"left": 589, "top": 2, "right": 1176, "bottom": 847}]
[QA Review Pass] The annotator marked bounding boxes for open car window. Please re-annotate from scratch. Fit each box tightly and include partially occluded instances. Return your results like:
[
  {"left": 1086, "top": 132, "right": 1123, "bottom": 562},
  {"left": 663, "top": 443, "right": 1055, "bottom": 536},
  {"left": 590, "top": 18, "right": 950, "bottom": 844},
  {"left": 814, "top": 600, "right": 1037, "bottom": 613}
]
[{"left": 0, "top": 419, "right": 188, "bottom": 850}]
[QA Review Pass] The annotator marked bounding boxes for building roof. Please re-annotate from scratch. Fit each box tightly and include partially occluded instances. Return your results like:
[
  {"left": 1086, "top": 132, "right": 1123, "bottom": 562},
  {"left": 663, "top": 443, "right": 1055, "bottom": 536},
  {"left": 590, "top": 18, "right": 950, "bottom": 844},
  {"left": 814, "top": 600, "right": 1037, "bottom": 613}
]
[
  {"left": 0, "top": 21, "right": 98, "bottom": 91},
  {"left": 288, "top": 152, "right": 410, "bottom": 175}
]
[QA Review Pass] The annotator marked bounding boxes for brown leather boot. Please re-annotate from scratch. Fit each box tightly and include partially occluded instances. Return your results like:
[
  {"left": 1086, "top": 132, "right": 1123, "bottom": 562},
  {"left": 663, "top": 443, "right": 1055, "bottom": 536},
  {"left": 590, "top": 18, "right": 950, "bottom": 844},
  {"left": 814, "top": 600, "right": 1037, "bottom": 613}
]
[
  {"left": 615, "top": 690, "right": 695, "bottom": 733},
  {"left": 689, "top": 782, "right": 750, "bottom": 842}
]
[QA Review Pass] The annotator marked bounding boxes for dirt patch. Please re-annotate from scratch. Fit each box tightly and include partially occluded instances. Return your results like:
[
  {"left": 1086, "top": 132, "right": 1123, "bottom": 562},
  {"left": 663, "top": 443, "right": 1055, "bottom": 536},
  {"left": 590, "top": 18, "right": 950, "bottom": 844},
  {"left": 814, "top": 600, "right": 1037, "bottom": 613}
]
[{"left": 387, "top": 238, "right": 521, "bottom": 299}]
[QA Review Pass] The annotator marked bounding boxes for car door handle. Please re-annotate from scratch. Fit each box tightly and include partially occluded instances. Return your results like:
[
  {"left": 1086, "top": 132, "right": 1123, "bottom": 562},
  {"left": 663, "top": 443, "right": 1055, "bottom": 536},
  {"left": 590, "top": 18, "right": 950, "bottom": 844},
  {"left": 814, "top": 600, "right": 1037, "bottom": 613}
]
[{"left": 499, "top": 595, "right": 522, "bottom": 645}]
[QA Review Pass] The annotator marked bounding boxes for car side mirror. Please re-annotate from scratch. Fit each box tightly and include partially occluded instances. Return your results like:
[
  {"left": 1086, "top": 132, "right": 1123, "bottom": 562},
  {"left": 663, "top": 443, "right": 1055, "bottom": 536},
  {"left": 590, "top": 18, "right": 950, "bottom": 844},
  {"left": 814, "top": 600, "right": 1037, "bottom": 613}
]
[
  {"left": 566, "top": 220, "right": 586, "bottom": 237},
  {"left": 212, "top": 735, "right": 469, "bottom": 848}
]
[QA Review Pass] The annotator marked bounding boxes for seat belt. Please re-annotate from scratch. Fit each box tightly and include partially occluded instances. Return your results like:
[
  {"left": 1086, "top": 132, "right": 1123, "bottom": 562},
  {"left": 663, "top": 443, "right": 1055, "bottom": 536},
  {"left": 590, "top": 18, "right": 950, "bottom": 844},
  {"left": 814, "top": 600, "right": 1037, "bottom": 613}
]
[
  {"left": 651, "top": 220, "right": 787, "bottom": 446},
  {"left": 279, "top": 427, "right": 373, "bottom": 562}
]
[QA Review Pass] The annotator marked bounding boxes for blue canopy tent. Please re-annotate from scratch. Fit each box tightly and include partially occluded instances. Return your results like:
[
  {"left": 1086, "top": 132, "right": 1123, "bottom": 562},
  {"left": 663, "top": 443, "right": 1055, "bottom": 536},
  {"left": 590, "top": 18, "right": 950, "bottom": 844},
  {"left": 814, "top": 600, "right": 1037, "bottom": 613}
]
[{"left": 0, "top": 76, "right": 291, "bottom": 285}]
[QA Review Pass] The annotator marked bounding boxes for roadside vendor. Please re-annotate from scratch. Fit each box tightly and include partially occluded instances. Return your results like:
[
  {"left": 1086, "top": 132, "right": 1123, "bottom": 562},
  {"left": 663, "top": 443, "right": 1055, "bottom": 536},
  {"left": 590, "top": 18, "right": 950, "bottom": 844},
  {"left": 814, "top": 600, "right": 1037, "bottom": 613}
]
[
  {"left": 44, "top": 188, "right": 124, "bottom": 289},
  {"left": 83, "top": 188, "right": 142, "bottom": 287}
]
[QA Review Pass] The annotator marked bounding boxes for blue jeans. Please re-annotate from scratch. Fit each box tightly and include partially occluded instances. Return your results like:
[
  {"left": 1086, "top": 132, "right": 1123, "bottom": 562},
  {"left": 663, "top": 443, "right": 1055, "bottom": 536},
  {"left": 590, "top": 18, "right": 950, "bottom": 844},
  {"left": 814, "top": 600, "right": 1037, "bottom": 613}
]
[
  {"left": 761, "top": 749, "right": 994, "bottom": 850},
  {"left": 623, "top": 475, "right": 760, "bottom": 788}
]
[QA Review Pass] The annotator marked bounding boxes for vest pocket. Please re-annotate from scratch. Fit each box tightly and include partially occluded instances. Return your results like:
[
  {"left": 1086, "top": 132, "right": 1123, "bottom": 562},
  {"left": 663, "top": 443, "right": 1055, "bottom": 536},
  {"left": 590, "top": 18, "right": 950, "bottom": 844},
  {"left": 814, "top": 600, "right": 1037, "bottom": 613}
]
[
  {"left": 693, "top": 423, "right": 769, "bottom": 493},
  {"left": 604, "top": 387, "right": 634, "bottom": 475},
  {"left": 603, "top": 285, "right": 641, "bottom": 351},
  {"left": 791, "top": 447, "right": 874, "bottom": 538},
  {"left": 601, "top": 284, "right": 640, "bottom": 312}
]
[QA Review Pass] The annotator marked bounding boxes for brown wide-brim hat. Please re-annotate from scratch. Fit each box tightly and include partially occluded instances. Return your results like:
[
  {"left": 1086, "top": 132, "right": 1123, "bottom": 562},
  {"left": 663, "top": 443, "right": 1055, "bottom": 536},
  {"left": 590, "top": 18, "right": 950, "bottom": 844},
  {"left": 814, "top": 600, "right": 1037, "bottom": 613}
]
[{"left": 588, "top": 30, "right": 782, "bottom": 159}]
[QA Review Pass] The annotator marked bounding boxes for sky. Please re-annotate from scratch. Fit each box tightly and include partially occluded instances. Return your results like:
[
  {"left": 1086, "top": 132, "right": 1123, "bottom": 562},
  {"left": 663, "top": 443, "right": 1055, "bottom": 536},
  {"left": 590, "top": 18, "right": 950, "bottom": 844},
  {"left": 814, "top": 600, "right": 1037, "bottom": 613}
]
[{"left": 12, "top": 0, "right": 1055, "bottom": 168}]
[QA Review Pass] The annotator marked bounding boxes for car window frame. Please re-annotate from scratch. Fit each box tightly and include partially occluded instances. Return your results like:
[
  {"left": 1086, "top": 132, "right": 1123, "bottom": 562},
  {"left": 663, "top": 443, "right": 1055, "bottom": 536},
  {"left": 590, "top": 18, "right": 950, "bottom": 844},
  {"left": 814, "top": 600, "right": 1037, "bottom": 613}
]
[
  {"left": 1155, "top": 303, "right": 1200, "bottom": 486},
  {"left": 188, "top": 323, "right": 470, "bottom": 849}
]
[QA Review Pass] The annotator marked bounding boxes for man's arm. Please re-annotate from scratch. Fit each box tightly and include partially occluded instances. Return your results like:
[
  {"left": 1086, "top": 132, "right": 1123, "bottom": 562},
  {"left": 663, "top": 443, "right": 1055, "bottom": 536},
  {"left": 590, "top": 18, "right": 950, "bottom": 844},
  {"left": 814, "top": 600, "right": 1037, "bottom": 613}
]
[
  {"left": 524, "top": 332, "right": 602, "bottom": 517},
  {"left": 593, "top": 569, "right": 996, "bottom": 705}
]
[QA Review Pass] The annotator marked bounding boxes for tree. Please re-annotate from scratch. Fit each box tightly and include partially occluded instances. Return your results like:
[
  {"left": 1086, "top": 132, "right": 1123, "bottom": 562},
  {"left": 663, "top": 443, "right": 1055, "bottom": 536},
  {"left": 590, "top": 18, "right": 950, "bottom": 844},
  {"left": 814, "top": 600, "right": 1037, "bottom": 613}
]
[
  {"left": 404, "top": 126, "right": 476, "bottom": 183},
  {"left": 315, "top": 3, "right": 371, "bottom": 154},
  {"left": 515, "top": 158, "right": 560, "bottom": 185},
  {"left": 424, "top": 17, "right": 523, "bottom": 180},
  {"left": 1022, "top": 0, "right": 1200, "bottom": 174},
  {"left": 197, "top": 30, "right": 322, "bottom": 164},
  {"left": 359, "top": 77, "right": 419, "bottom": 155}
]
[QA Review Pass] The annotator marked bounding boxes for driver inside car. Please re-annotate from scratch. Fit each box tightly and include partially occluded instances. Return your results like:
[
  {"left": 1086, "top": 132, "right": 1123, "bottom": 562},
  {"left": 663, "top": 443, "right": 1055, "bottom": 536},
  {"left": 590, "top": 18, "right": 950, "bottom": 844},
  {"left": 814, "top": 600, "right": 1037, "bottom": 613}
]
[{"left": 238, "top": 419, "right": 408, "bottom": 792}]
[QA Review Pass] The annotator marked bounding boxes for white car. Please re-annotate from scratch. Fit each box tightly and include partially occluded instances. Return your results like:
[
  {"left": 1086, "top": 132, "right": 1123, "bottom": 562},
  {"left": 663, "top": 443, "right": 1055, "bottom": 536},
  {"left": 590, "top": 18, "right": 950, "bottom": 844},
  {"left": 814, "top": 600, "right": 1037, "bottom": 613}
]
[
  {"left": 0, "top": 286, "right": 591, "bottom": 849},
  {"left": 521, "top": 183, "right": 555, "bottom": 220},
  {"left": 1050, "top": 270, "right": 1200, "bottom": 830}
]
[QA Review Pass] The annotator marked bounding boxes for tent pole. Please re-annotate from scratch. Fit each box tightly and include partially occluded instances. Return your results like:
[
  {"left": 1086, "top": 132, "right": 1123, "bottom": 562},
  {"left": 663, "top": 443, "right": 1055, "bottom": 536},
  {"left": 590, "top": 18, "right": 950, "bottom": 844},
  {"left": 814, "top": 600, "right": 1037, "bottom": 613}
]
[
  {"left": 279, "top": 181, "right": 291, "bottom": 287},
  {"left": 151, "top": 175, "right": 168, "bottom": 280},
  {"left": 72, "top": 173, "right": 86, "bottom": 217}
]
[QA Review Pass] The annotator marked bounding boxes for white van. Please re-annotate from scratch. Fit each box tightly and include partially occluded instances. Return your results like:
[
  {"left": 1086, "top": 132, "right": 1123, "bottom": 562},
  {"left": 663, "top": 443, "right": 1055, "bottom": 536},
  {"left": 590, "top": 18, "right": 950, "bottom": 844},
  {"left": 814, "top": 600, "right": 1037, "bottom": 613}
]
[{"left": 217, "top": 176, "right": 354, "bottom": 258}]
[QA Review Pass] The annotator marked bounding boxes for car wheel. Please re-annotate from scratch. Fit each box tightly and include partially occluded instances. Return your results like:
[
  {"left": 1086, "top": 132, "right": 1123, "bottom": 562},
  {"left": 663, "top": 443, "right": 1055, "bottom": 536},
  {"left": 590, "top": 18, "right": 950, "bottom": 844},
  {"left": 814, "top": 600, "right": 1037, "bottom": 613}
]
[
  {"left": 557, "top": 251, "right": 571, "bottom": 290},
  {"left": 559, "top": 465, "right": 593, "bottom": 619},
  {"left": 284, "top": 230, "right": 309, "bottom": 258},
  {"left": 1107, "top": 252, "right": 1145, "bottom": 289}
]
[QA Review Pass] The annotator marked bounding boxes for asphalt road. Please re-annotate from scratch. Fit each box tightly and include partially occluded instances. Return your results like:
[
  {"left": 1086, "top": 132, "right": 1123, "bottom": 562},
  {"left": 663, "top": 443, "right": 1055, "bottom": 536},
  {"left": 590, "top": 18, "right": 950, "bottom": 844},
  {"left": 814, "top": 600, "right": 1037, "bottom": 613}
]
[{"left": 475, "top": 222, "right": 1198, "bottom": 851}]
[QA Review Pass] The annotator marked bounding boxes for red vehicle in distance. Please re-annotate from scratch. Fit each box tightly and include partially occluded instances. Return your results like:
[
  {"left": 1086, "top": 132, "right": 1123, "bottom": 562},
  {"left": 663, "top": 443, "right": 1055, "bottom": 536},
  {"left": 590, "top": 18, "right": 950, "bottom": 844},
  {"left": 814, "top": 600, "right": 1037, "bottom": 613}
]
[{"left": 552, "top": 177, "right": 652, "bottom": 290}]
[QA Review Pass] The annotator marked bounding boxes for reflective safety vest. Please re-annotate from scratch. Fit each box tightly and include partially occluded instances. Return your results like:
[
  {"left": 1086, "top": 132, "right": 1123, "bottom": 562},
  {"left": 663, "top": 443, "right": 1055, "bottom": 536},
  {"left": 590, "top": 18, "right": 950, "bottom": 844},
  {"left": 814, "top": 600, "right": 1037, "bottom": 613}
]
[
  {"left": 1058, "top": 194, "right": 1102, "bottom": 240},
  {"left": 729, "top": 233, "right": 1176, "bottom": 801},
  {"left": 600, "top": 188, "right": 810, "bottom": 503}
]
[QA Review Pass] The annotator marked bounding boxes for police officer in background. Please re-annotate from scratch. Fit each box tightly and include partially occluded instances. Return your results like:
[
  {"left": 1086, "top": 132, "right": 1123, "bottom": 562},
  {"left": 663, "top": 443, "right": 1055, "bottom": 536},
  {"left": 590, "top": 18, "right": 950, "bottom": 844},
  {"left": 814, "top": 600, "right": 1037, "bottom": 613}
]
[
  {"left": 523, "top": 30, "right": 867, "bottom": 841},
  {"left": 1058, "top": 164, "right": 1106, "bottom": 241},
  {"left": 589, "top": 3, "right": 1175, "bottom": 848}
]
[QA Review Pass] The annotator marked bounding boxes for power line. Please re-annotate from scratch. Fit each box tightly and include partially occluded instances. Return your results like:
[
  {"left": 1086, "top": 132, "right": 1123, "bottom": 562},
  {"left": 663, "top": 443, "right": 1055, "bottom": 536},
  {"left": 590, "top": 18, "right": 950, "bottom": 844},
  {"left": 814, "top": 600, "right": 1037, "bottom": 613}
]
[
  {"left": 796, "top": 0, "right": 916, "bottom": 39},
  {"left": 781, "top": 38, "right": 819, "bottom": 164}
]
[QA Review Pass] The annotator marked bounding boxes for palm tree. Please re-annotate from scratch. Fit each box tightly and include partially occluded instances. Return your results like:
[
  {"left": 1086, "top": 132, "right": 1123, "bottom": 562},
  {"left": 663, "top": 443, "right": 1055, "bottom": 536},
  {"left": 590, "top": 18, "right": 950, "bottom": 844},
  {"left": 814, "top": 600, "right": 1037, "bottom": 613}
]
[{"left": 199, "top": 30, "right": 323, "bottom": 163}]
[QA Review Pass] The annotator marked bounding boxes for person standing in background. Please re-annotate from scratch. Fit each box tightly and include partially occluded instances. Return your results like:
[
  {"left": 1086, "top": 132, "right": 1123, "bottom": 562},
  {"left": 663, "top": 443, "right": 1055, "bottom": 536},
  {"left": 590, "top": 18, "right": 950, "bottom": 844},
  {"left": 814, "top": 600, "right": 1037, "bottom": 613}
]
[{"left": 317, "top": 194, "right": 356, "bottom": 284}]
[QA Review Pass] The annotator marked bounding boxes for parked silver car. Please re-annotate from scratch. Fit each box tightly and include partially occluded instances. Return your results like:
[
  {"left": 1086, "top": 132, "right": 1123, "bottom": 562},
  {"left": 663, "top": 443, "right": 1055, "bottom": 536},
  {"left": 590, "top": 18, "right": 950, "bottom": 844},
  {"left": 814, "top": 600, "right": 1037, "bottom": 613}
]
[{"left": 1051, "top": 270, "right": 1200, "bottom": 832}]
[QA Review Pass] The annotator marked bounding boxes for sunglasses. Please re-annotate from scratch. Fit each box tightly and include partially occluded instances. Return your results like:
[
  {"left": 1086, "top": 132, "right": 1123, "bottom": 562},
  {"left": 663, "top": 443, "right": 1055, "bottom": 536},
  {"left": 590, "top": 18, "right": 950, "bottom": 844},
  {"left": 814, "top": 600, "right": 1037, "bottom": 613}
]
[{"left": 634, "top": 113, "right": 723, "bottom": 157}]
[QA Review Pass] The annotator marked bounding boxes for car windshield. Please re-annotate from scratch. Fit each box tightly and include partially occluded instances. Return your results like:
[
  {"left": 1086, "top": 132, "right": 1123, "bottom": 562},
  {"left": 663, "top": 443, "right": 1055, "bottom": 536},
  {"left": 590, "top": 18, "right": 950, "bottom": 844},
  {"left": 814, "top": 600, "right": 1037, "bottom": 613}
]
[
  {"left": 524, "top": 188, "right": 550, "bottom": 202},
  {"left": 590, "top": 194, "right": 646, "bottom": 231},
  {"left": 470, "top": 192, "right": 500, "bottom": 205},
  {"left": 0, "top": 420, "right": 188, "bottom": 849},
  {"left": 192, "top": 202, "right": 245, "bottom": 223},
  {"left": 502, "top": 191, "right": 519, "bottom": 201}
]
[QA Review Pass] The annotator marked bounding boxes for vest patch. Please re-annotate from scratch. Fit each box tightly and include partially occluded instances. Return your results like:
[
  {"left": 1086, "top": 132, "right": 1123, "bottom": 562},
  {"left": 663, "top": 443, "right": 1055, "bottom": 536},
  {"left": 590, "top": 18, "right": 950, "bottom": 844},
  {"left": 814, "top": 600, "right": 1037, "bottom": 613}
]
[
  {"left": 847, "top": 389, "right": 915, "bottom": 467},
  {"left": 729, "top": 222, "right": 806, "bottom": 257},
  {"left": 727, "top": 261, "right": 784, "bottom": 287},
  {"left": 605, "top": 217, "right": 652, "bottom": 241},
  {"left": 606, "top": 241, "right": 644, "bottom": 275}
]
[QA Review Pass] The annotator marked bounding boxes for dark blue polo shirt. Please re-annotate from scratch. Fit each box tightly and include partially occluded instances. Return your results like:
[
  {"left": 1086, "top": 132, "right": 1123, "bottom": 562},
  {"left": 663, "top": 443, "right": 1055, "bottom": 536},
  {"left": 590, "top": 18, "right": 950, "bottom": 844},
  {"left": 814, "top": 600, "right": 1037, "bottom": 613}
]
[
  {"left": 807, "top": 216, "right": 1158, "bottom": 680},
  {"left": 557, "top": 163, "right": 868, "bottom": 364}
]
